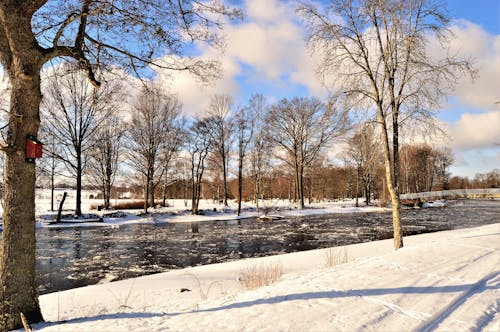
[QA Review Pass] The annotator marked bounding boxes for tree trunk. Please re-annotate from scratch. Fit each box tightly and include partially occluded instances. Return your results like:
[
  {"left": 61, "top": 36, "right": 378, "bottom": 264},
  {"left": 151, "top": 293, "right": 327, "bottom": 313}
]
[
  {"left": 254, "top": 177, "right": 260, "bottom": 213},
  {"left": 0, "top": 71, "right": 44, "bottom": 329},
  {"left": 222, "top": 152, "right": 228, "bottom": 207},
  {"left": 295, "top": 162, "right": 304, "bottom": 209},
  {"left": 76, "top": 151, "right": 82, "bottom": 216},
  {"left": 237, "top": 155, "right": 243, "bottom": 216},
  {"left": 378, "top": 107, "right": 403, "bottom": 250},
  {"left": 144, "top": 177, "right": 149, "bottom": 213}
]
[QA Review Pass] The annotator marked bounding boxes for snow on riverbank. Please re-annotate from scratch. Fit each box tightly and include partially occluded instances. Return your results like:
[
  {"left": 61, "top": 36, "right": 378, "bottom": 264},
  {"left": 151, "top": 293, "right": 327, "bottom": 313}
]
[
  {"left": 29, "top": 194, "right": 390, "bottom": 228},
  {"left": 27, "top": 223, "right": 499, "bottom": 331}
]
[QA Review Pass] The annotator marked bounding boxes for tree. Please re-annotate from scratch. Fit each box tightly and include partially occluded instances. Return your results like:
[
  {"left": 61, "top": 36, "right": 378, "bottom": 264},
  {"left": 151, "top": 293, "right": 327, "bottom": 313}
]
[
  {"left": 299, "top": 0, "right": 474, "bottom": 249},
  {"left": 88, "top": 114, "right": 124, "bottom": 210},
  {"left": 126, "top": 86, "right": 182, "bottom": 213},
  {"left": 41, "top": 68, "right": 116, "bottom": 216},
  {"left": 0, "top": 2, "right": 240, "bottom": 328},
  {"left": 347, "top": 123, "right": 381, "bottom": 206},
  {"left": 234, "top": 101, "right": 255, "bottom": 216},
  {"left": 248, "top": 94, "right": 269, "bottom": 212},
  {"left": 266, "top": 97, "right": 346, "bottom": 209},
  {"left": 187, "top": 118, "right": 213, "bottom": 215},
  {"left": 36, "top": 131, "right": 64, "bottom": 211},
  {"left": 159, "top": 120, "right": 185, "bottom": 208},
  {"left": 206, "top": 94, "right": 233, "bottom": 207}
]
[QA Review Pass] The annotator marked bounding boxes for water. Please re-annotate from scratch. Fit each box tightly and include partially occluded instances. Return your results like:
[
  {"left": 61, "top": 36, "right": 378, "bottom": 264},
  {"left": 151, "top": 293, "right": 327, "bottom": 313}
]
[{"left": 34, "top": 199, "right": 499, "bottom": 294}]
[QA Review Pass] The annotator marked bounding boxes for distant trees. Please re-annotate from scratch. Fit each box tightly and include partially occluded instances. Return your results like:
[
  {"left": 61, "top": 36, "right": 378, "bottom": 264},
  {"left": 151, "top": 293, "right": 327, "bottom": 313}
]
[
  {"left": 400, "top": 144, "right": 454, "bottom": 193},
  {"left": 299, "top": 0, "right": 475, "bottom": 249},
  {"left": 266, "top": 97, "right": 346, "bottom": 209},
  {"left": 41, "top": 69, "right": 117, "bottom": 215},
  {"left": 126, "top": 86, "right": 183, "bottom": 213}
]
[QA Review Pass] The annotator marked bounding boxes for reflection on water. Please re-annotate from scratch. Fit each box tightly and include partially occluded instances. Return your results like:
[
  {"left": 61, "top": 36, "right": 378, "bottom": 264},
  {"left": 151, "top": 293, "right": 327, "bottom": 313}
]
[{"left": 32, "top": 199, "right": 499, "bottom": 294}]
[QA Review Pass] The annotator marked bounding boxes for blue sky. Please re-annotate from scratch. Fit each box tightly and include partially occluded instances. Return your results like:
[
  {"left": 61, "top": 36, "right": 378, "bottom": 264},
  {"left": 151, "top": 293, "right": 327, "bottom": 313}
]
[{"left": 161, "top": 0, "right": 500, "bottom": 178}]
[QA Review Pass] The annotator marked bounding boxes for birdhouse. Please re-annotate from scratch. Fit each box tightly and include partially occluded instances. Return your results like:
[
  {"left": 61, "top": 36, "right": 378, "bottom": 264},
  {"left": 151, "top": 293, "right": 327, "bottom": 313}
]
[{"left": 26, "top": 135, "right": 43, "bottom": 163}]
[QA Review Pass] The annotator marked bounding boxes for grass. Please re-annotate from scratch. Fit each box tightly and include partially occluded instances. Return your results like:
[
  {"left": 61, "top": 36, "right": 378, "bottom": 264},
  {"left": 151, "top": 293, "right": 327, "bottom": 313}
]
[
  {"left": 238, "top": 261, "right": 283, "bottom": 290},
  {"left": 324, "top": 246, "right": 348, "bottom": 267}
]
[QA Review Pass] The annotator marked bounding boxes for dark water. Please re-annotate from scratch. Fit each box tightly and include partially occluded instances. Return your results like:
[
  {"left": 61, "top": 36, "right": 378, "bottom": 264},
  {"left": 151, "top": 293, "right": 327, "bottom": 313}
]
[{"left": 34, "top": 199, "right": 499, "bottom": 294}]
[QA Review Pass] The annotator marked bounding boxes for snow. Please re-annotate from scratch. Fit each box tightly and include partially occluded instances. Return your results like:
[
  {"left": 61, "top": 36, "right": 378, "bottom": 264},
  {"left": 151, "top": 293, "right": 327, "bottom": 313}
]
[
  {"left": 28, "top": 189, "right": 389, "bottom": 228},
  {"left": 25, "top": 222, "right": 499, "bottom": 331}
]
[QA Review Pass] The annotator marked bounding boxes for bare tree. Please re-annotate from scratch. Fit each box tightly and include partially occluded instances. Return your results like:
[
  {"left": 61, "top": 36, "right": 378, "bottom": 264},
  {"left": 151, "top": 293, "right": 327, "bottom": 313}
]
[
  {"left": 299, "top": 0, "right": 474, "bottom": 249},
  {"left": 36, "top": 132, "right": 64, "bottom": 211},
  {"left": 41, "top": 68, "right": 117, "bottom": 216},
  {"left": 126, "top": 86, "right": 182, "bottom": 213},
  {"left": 266, "top": 97, "right": 346, "bottom": 209},
  {"left": 88, "top": 114, "right": 124, "bottom": 210},
  {"left": 187, "top": 118, "right": 213, "bottom": 215},
  {"left": 160, "top": 118, "right": 186, "bottom": 207},
  {"left": 346, "top": 123, "right": 381, "bottom": 206},
  {"left": 0, "top": 2, "right": 240, "bottom": 327},
  {"left": 234, "top": 102, "right": 255, "bottom": 216},
  {"left": 248, "top": 94, "right": 269, "bottom": 212},
  {"left": 206, "top": 94, "right": 233, "bottom": 206}
]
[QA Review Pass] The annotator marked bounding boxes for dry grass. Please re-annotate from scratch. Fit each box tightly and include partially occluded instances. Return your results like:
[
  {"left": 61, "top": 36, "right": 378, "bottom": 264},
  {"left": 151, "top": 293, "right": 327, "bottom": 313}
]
[
  {"left": 324, "top": 246, "right": 348, "bottom": 267},
  {"left": 239, "top": 261, "right": 283, "bottom": 290}
]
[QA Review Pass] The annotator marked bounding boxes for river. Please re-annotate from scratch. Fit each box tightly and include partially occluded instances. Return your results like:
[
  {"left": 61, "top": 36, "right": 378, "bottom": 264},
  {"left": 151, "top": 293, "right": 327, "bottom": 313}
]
[{"left": 34, "top": 199, "right": 499, "bottom": 294}]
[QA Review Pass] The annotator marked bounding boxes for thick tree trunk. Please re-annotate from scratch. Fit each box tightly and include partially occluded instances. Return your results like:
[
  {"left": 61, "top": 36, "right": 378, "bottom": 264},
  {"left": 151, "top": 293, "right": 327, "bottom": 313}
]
[{"left": 0, "top": 72, "right": 44, "bottom": 329}]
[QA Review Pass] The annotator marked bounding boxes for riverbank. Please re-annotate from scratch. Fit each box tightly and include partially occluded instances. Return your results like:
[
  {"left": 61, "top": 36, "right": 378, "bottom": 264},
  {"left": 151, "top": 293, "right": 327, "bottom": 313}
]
[
  {"left": 33, "top": 198, "right": 390, "bottom": 228},
  {"left": 27, "top": 223, "right": 499, "bottom": 331}
]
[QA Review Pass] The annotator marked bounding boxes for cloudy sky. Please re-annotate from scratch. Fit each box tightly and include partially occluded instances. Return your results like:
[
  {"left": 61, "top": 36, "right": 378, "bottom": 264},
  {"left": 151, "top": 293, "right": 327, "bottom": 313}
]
[{"left": 159, "top": 0, "right": 500, "bottom": 178}]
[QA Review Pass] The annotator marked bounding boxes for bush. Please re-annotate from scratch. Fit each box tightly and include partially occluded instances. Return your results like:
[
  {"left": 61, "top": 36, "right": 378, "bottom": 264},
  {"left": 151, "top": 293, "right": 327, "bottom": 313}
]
[
  {"left": 324, "top": 246, "right": 348, "bottom": 267},
  {"left": 239, "top": 261, "right": 283, "bottom": 290}
]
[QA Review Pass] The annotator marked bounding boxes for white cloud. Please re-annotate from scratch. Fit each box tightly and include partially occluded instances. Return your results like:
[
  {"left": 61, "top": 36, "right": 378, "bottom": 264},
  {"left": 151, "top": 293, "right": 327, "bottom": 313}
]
[
  {"left": 447, "top": 21, "right": 500, "bottom": 109},
  {"left": 448, "top": 111, "right": 500, "bottom": 150},
  {"left": 157, "top": 0, "right": 327, "bottom": 116}
]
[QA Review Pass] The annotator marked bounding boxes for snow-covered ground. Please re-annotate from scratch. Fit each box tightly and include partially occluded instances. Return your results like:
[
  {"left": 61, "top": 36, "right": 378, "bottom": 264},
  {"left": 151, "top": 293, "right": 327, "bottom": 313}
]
[
  {"left": 29, "top": 189, "right": 389, "bottom": 228},
  {"left": 26, "top": 222, "right": 499, "bottom": 331}
]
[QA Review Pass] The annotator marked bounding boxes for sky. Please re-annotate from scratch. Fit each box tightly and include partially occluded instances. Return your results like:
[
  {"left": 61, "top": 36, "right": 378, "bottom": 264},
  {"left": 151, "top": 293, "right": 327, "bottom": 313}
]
[{"left": 158, "top": 0, "right": 500, "bottom": 178}]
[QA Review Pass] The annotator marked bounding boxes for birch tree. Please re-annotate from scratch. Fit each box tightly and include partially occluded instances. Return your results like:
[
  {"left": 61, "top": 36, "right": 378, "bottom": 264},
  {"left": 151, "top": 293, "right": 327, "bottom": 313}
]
[
  {"left": 0, "top": 2, "right": 240, "bottom": 328},
  {"left": 299, "top": 0, "right": 474, "bottom": 249}
]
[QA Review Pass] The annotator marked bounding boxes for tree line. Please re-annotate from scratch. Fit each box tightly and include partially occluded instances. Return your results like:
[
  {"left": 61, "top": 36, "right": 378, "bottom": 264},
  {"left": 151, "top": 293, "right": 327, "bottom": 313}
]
[
  {"left": 32, "top": 68, "right": 498, "bottom": 217},
  {"left": 34, "top": 68, "right": 348, "bottom": 215}
]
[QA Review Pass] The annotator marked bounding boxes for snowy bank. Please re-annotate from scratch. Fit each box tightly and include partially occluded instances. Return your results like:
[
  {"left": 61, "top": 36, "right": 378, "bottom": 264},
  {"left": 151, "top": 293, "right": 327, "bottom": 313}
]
[{"left": 28, "top": 223, "right": 499, "bottom": 331}]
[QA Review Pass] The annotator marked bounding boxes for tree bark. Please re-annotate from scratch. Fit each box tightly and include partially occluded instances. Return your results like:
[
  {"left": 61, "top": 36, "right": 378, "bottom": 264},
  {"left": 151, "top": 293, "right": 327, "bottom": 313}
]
[
  {"left": 378, "top": 106, "right": 403, "bottom": 249},
  {"left": 0, "top": 69, "right": 44, "bottom": 329}
]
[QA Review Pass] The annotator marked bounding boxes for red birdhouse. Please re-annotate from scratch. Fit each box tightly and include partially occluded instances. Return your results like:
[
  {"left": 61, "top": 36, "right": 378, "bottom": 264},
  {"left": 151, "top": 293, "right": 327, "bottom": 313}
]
[{"left": 26, "top": 135, "right": 43, "bottom": 163}]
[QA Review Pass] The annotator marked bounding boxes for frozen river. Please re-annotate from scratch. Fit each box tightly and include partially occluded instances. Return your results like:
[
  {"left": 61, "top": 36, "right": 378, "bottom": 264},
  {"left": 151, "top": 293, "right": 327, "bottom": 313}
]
[{"left": 35, "top": 199, "right": 499, "bottom": 294}]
